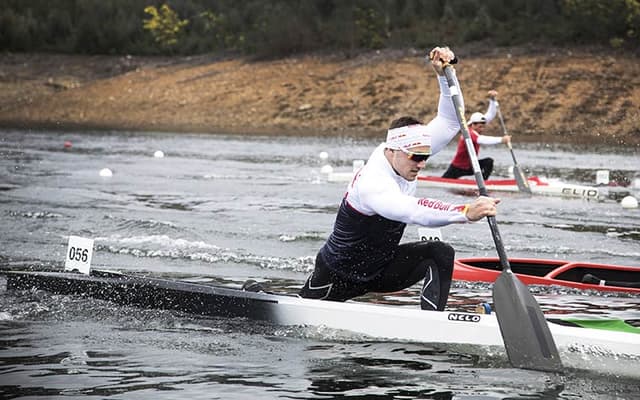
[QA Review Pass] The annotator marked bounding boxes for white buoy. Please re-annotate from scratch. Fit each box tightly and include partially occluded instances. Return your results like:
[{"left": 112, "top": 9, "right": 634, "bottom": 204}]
[
  {"left": 352, "top": 159, "right": 365, "bottom": 172},
  {"left": 153, "top": 150, "right": 165, "bottom": 158},
  {"left": 319, "top": 151, "right": 328, "bottom": 160},
  {"left": 99, "top": 168, "right": 113, "bottom": 178},
  {"left": 596, "top": 170, "right": 609, "bottom": 185},
  {"left": 320, "top": 164, "right": 333, "bottom": 174},
  {"left": 621, "top": 196, "right": 638, "bottom": 209}
]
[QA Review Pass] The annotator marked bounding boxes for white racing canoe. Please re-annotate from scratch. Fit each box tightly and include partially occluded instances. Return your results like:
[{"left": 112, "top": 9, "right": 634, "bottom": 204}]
[
  {"left": 2, "top": 269, "right": 639, "bottom": 374},
  {"left": 326, "top": 170, "right": 601, "bottom": 200}
]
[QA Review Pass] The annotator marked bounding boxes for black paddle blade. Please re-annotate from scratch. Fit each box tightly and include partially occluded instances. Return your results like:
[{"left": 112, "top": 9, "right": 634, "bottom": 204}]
[
  {"left": 512, "top": 165, "right": 532, "bottom": 194},
  {"left": 493, "top": 271, "right": 563, "bottom": 372}
]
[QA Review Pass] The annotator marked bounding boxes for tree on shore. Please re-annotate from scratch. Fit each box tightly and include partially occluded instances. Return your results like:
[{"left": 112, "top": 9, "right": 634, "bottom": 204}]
[{"left": 143, "top": 4, "right": 189, "bottom": 50}]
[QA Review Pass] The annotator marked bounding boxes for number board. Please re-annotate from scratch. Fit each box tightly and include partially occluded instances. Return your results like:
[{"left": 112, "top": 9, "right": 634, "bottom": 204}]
[
  {"left": 64, "top": 235, "right": 94, "bottom": 275},
  {"left": 417, "top": 227, "right": 443, "bottom": 242}
]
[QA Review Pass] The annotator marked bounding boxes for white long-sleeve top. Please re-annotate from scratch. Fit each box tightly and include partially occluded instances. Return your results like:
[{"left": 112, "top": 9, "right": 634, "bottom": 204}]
[
  {"left": 346, "top": 143, "right": 469, "bottom": 227},
  {"left": 477, "top": 98, "right": 500, "bottom": 145},
  {"left": 430, "top": 71, "right": 466, "bottom": 155}
]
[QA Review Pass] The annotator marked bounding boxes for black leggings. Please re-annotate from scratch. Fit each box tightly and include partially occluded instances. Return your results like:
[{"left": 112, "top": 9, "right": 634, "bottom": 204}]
[
  {"left": 299, "top": 241, "right": 455, "bottom": 311},
  {"left": 442, "top": 157, "right": 494, "bottom": 180}
]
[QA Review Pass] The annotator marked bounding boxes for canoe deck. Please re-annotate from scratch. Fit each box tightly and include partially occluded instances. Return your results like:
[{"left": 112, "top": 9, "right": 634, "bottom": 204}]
[{"left": 2, "top": 267, "right": 640, "bottom": 376}]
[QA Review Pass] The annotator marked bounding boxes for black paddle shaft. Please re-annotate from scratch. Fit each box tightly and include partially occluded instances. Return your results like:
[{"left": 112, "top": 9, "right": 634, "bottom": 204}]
[
  {"left": 497, "top": 107, "right": 519, "bottom": 165},
  {"left": 497, "top": 106, "right": 532, "bottom": 194},
  {"left": 441, "top": 67, "right": 511, "bottom": 272}
]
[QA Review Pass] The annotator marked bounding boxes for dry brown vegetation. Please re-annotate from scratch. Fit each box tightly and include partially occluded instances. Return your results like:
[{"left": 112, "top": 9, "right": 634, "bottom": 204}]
[{"left": 1, "top": 48, "right": 639, "bottom": 147}]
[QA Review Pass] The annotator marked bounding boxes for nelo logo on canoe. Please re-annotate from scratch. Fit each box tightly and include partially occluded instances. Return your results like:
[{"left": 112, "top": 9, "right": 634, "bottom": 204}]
[{"left": 448, "top": 313, "right": 481, "bottom": 323}]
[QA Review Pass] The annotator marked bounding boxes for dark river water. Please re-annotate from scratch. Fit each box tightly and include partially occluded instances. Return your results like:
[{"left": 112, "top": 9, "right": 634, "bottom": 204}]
[{"left": 1, "top": 129, "right": 639, "bottom": 399}]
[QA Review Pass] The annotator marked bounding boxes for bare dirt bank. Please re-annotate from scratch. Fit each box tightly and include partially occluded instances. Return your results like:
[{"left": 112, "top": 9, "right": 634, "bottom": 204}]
[{"left": 1, "top": 48, "right": 639, "bottom": 147}]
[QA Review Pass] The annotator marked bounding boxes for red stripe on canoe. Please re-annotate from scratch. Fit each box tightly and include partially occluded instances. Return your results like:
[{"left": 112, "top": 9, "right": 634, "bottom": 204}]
[{"left": 418, "top": 175, "right": 549, "bottom": 188}]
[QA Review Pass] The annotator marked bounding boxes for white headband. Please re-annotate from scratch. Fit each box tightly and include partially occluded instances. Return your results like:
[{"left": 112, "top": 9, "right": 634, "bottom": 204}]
[{"left": 385, "top": 124, "right": 432, "bottom": 150}]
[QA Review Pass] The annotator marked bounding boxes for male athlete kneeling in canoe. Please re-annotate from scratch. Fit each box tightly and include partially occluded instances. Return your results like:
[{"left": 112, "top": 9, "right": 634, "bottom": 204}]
[{"left": 299, "top": 46, "right": 500, "bottom": 311}]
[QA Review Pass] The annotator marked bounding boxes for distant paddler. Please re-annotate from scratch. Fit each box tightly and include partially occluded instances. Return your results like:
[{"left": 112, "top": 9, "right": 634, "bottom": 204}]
[{"left": 442, "top": 90, "right": 511, "bottom": 180}]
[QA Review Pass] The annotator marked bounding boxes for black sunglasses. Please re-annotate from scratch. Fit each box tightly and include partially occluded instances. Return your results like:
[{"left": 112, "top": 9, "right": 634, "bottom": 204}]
[{"left": 400, "top": 149, "right": 431, "bottom": 163}]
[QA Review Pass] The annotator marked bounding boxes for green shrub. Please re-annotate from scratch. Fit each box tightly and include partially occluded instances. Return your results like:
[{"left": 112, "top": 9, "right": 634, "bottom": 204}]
[{"left": 143, "top": 4, "right": 189, "bottom": 49}]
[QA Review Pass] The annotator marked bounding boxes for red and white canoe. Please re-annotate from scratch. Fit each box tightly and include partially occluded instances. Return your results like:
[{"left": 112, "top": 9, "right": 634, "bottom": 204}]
[
  {"left": 454, "top": 257, "right": 640, "bottom": 294},
  {"left": 327, "top": 171, "right": 600, "bottom": 199},
  {"left": 416, "top": 175, "right": 600, "bottom": 199}
]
